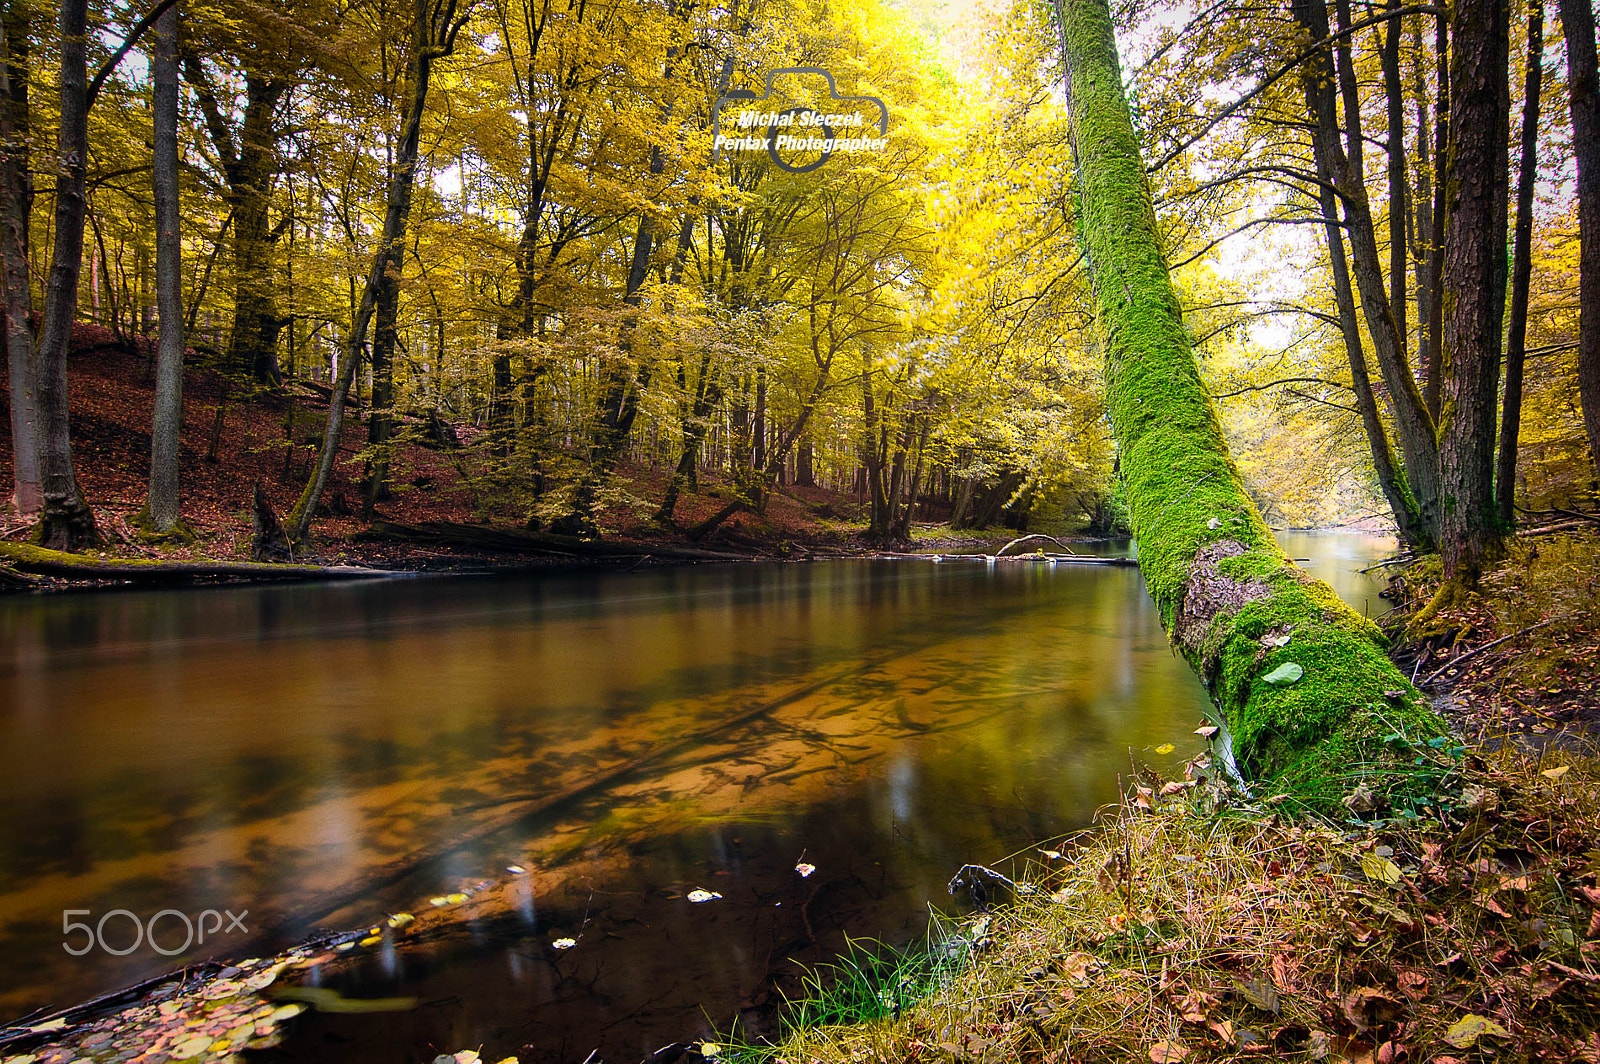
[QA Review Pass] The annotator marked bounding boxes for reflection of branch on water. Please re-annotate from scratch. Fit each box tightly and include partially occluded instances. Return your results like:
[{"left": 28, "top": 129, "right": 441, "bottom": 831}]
[{"left": 272, "top": 640, "right": 934, "bottom": 939}]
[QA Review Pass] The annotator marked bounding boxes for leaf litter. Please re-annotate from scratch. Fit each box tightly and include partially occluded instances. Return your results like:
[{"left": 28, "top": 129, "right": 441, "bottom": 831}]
[{"left": 726, "top": 741, "right": 1600, "bottom": 1063}]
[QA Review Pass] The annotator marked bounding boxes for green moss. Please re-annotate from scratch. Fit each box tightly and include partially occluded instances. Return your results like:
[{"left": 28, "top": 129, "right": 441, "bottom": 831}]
[{"left": 1060, "top": 0, "right": 1443, "bottom": 813}]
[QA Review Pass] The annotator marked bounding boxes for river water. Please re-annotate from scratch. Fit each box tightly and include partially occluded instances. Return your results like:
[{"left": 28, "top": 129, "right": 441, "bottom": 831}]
[{"left": 0, "top": 532, "right": 1393, "bottom": 1061}]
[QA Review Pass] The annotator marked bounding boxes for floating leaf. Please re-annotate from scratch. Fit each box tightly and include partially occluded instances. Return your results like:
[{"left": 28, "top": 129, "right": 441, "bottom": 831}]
[
  {"left": 795, "top": 862, "right": 816, "bottom": 878},
  {"left": 1261, "top": 662, "right": 1304, "bottom": 686},
  {"left": 686, "top": 889, "right": 722, "bottom": 903},
  {"left": 1155, "top": 743, "right": 1176, "bottom": 755},
  {"left": 1361, "top": 852, "right": 1404, "bottom": 885},
  {"left": 169, "top": 1035, "right": 214, "bottom": 1060},
  {"left": 1443, "top": 1014, "right": 1509, "bottom": 1048},
  {"left": 551, "top": 938, "right": 576, "bottom": 950}
]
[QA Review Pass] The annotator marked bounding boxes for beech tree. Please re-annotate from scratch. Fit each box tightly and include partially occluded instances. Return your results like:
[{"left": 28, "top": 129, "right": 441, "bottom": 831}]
[
  {"left": 0, "top": 0, "right": 38, "bottom": 518},
  {"left": 145, "top": 0, "right": 184, "bottom": 534},
  {"left": 32, "top": 0, "right": 98, "bottom": 550}
]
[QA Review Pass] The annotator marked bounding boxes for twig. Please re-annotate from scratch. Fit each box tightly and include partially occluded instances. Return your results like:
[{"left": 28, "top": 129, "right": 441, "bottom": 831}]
[
  {"left": 995, "top": 533, "right": 1080, "bottom": 557},
  {"left": 1421, "top": 620, "right": 1556, "bottom": 686}
]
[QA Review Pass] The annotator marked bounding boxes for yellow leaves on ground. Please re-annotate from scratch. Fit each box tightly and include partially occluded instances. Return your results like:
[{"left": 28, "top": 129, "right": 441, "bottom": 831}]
[
  {"left": 1442, "top": 1013, "right": 1510, "bottom": 1049},
  {"left": 1360, "top": 851, "right": 1404, "bottom": 886}
]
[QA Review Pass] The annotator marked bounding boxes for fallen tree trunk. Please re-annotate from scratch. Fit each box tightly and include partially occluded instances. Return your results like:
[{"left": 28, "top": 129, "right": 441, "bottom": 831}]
[
  {"left": 0, "top": 541, "right": 388, "bottom": 584},
  {"left": 357, "top": 520, "right": 754, "bottom": 562},
  {"left": 1055, "top": 0, "right": 1442, "bottom": 809}
]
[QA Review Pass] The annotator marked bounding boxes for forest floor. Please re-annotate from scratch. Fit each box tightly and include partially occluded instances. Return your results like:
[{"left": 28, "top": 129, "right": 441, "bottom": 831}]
[{"left": 0, "top": 329, "right": 1014, "bottom": 582}]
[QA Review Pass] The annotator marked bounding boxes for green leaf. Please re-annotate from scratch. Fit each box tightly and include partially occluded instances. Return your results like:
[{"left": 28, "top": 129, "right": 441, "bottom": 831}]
[
  {"left": 1443, "top": 1014, "right": 1509, "bottom": 1048},
  {"left": 1261, "top": 662, "right": 1304, "bottom": 686}
]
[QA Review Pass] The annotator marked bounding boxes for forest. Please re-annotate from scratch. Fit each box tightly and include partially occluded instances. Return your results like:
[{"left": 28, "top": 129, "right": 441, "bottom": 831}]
[
  {"left": 3, "top": 0, "right": 1600, "bottom": 1058},
  {"left": 0, "top": 0, "right": 1589, "bottom": 565}
]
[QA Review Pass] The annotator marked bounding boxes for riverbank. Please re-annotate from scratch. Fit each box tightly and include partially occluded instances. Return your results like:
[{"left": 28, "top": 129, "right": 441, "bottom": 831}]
[
  {"left": 3, "top": 332, "right": 1083, "bottom": 589},
  {"left": 711, "top": 528, "right": 1600, "bottom": 1063},
  {"left": 735, "top": 738, "right": 1600, "bottom": 1063}
]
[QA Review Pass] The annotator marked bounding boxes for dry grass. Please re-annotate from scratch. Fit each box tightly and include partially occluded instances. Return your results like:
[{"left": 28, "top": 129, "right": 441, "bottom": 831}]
[{"left": 736, "top": 742, "right": 1600, "bottom": 1063}]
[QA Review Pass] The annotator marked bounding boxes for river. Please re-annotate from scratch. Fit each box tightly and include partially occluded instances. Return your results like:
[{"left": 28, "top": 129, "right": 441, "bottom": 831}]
[{"left": 0, "top": 532, "right": 1393, "bottom": 1061}]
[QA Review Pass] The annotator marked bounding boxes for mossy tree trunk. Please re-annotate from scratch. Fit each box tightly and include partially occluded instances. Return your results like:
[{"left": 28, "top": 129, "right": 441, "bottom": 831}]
[{"left": 1054, "top": 0, "right": 1442, "bottom": 804}]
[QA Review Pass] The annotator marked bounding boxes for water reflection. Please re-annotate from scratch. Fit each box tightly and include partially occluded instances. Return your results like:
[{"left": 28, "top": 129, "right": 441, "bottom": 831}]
[{"left": 0, "top": 536, "right": 1395, "bottom": 1059}]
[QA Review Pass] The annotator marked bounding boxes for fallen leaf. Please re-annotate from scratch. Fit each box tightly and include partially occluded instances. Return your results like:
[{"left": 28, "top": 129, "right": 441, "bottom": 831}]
[
  {"left": 795, "top": 862, "right": 816, "bottom": 878},
  {"left": 1155, "top": 743, "right": 1176, "bottom": 755},
  {"left": 506, "top": 864, "right": 527, "bottom": 874},
  {"left": 1308, "top": 1030, "right": 1332, "bottom": 1060},
  {"left": 1442, "top": 1014, "right": 1509, "bottom": 1049},
  {"left": 1038, "top": 849, "right": 1064, "bottom": 860},
  {"left": 1342, "top": 987, "right": 1404, "bottom": 1030},
  {"left": 1236, "top": 974, "right": 1280, "bottom": 1014},
  {"left": 1361, "top": 852, "right": 1404, "bottom": 885},
  {"left": 1543, "top": 766, "right": 1570, "bottom": 780},
  {"left": 686, "top": 889, "right": 722, "bottom": 903},
  {"left": 1195, "top": 725, "right": 1219, "bottom": 738},
  {"left": 1149, "top": 1040, "right": 1190, "bottom": 1062},
  {"left": 1262, "top": 662, "right": 1304, "bottom": 685},
  {"left": 551, "top": 937, "right": 576, "bottom": 949}
]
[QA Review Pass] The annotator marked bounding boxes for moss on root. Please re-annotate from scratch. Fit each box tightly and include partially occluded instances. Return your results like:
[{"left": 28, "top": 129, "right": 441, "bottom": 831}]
[{"left": 1058, "top": 0, "right": 1441, "bottom": 811}]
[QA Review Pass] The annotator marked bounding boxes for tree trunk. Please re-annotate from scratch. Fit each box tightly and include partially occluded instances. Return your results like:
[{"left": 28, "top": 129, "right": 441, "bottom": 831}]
[
  {"left": 1056, "top": 0, "right": 1440, "bottom": 804},
  {"left": 0, "top": 0, "right": 41, "bottom": 517},
  {"left": 145, "top": 0, "right": 184, "bottom": 534},
  {"left": 1439, "top": 0, "right": 1512, "bottom": 581},
  {"left": 1559, "top": 0, "right": 1600, "bottom": 477},
  {"left": 795, "top": 435, "right": 815, "bottom": 487},
  {"left": 1382, "top": 0, "right": 1409, "bottom": 352},
  {"left": 1498, "top": 0, "right": 1544, "bottom": 524},
  {"left": 360, "top": 255, "right": 399, "bottom": 519},
  {"left": 1300, "top": 0, "right": 1442, "bottom": 541},
  {"left": 288, "top": 0, "right": 465, "bottom": 541},
  {"left": 1425, "top": 10, "right": 1450, "bottom": 418},
  {"left": 224, "top": 77, "right": 286, "bottom": 386},
  {"left": 32, "top": 0, "right": 98, "bottom": 550},
  {"left": 1299, "top": 21, "right": 1430, "bottom": 547}
]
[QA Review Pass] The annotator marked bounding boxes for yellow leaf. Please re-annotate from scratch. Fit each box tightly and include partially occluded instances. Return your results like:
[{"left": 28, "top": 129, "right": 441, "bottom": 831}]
[
  {"left": 1542, "top": 766, "right": 1569, "bottom": 780},
  {"left": 1155, "top": 743, "right": 1176, "bottom": 755},
  {"left": 1361, "top": 852, "right": 1403, "bottom": 885},
  {"left": 1443, "top": 1013, "right": 1509, "bottom": 1048}
]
